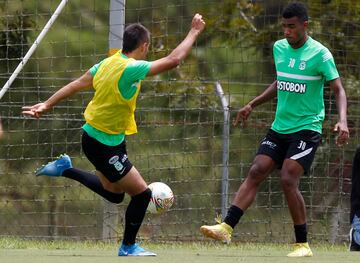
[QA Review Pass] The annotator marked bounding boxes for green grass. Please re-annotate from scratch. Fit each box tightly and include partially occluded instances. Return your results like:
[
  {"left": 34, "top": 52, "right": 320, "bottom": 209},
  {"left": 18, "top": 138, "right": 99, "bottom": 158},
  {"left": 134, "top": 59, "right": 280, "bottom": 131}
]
[{"left": 0, "top": 238, "right": 358, "bottom": 263}]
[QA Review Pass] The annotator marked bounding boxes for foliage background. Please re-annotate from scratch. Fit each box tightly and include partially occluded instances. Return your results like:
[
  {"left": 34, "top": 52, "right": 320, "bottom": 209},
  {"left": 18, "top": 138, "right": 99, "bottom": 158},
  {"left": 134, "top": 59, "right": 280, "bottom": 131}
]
[{"left": 0, "top": 0, "right": 359, "bottom": 243}]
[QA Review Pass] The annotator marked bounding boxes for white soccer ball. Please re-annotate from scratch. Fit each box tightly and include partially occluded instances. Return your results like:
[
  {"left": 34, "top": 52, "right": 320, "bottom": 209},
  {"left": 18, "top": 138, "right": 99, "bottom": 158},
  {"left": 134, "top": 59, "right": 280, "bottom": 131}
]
[{"left": 147, "top": 182, "right": 174, "bottom": 214}]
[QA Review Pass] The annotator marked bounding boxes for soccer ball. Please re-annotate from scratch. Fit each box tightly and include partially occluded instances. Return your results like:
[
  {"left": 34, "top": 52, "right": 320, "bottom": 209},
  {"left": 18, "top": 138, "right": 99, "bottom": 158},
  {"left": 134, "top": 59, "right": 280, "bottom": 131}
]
[{"left": 147, "top": 182, "right": 174, "bottom": 214}]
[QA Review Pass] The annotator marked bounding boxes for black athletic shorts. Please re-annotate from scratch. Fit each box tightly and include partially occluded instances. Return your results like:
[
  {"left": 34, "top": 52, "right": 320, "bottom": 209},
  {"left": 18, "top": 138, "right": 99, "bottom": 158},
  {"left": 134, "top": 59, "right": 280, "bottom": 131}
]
[
  {"left": 257, "top": 129, "right": 321, "bottom": 173},
  {"left": 81, "top": 131, "right": 133, "bottom": 183}
]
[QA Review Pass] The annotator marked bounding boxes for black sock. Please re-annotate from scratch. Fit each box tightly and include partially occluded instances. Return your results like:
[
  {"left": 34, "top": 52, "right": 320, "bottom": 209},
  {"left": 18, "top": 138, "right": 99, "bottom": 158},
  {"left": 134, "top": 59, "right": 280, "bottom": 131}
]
[
  {"left": 123, "top": 188, "right": 152, "bottom": 245},
  {"left": 224, "top": 205, "right": 244, "bottom": 229},
  {"left": 294, "top": 223, "right": 307, "bottom": 243},
  {"left": 62, "top": 168, "right": 124, "bottom": 204}
]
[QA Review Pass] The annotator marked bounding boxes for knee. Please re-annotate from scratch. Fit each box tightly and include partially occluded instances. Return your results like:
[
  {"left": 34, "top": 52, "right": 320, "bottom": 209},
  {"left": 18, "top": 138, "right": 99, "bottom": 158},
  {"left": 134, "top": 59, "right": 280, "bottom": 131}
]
[
  {"left": 247, "top": 163, "right": 268, "bottom": 185},
  {"left": 101, "top": 181, "right": 125, "bottom": 204},
  {"left": 280, "top": 171, "right": 299, "bottom": 190},
  {"left": 132, "top": 187, "right": 152, "bottom": 201},
  {"left": 102, "top": 180, "right": 115, "bottom": 192},
  {"left": 142, "top": 188, "right": 152, "bottom": 202},
  {"left": 111, "top": 193, "right": 125, "bottom": 204}
]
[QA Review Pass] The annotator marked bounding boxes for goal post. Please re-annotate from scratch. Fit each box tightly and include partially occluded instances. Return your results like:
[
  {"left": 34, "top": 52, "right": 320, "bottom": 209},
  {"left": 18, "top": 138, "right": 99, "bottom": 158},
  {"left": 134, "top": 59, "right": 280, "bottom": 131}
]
[
  {"left": 0, "top": 0, "right": 358, "bottom": 244},
  {"left": 108, "top": 0, "right": 125, "bottom": 56},
  {"left": 0, "top": 0, "right": 68, "bottom": 100},
  {"left": 102, "top": 0, "right": 126, "bottom": 241}
]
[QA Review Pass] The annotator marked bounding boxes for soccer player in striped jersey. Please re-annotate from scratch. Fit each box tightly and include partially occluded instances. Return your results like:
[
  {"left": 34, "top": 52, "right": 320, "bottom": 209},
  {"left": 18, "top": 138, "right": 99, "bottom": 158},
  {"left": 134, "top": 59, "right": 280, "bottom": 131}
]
[{"left": 200, "top": 2, "right": 349, "bottom": 257}]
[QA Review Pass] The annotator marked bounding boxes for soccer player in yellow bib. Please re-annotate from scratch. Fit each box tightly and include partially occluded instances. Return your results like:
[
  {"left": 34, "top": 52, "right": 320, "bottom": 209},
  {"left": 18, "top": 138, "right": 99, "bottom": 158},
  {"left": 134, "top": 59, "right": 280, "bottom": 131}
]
[
  {"left": 200, "top": 2, "right": 349, "bottom": 257},
  {"left": 22, "top": 14, "right": 205, "bottom": 256}
]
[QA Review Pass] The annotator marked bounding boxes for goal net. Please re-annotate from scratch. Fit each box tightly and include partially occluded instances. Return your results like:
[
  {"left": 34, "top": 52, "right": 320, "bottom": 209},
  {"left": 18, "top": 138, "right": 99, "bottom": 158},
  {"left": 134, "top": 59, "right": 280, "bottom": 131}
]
[{"left": 0, "top": 0, "right": 359, "bottom": 243}]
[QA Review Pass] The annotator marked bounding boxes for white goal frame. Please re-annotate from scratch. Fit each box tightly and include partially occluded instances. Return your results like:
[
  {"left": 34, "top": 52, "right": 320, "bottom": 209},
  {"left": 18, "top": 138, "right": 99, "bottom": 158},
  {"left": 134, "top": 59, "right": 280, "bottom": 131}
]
[{"left": 0, "top": 0, "right": 68, "bottom": 100}]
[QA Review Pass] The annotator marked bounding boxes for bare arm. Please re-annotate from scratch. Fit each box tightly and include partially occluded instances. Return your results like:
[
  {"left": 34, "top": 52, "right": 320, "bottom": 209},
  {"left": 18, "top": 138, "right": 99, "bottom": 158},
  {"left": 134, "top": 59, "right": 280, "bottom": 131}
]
[
  {"left": 248, "top": 80, "right": 277, "bottom": 108},
  {"left": 330, "top": 77, "right": 349, "bottom": 146},
  {"left": 147, "top": 14, "right": 205, "bottom": 76},
  {"left": 22, "top": 71, "right": 93, "bottom": 118},
  {"left": 234, "top": 80, "right": 277, "bottom": 126}
]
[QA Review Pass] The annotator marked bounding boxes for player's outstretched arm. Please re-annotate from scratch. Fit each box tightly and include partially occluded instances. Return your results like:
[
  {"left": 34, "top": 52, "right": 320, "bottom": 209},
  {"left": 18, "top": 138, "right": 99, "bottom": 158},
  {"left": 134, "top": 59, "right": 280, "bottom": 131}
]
[
  {"left": 22, "top": 70, "right": 93, "bottom": 118},
  {"left": 234, "top": 80, "right": 277, "bottom": 126},
  {"left": 147, "top": 13, "right": 205, "bottom": 76},
  {"left": 330, "top": 78, "right": 349, "bottom": 146}
]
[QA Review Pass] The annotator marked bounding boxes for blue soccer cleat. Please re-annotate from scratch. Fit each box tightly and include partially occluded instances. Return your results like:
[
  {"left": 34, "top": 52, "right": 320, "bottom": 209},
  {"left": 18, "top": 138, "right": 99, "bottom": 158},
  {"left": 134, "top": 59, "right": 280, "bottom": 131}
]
[
  {"left": 35, "top": 154, "right": 72, "bottom": 177},
  {"left": 118, "top": 243, "right": 156, "bottom": 256}
]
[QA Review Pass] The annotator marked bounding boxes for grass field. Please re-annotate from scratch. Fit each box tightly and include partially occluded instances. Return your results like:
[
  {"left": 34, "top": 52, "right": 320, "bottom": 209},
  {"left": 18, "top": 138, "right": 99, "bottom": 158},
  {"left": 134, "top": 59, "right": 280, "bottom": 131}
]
[{"left": 0, "top": 238, "right": 359, "bottom": 263}]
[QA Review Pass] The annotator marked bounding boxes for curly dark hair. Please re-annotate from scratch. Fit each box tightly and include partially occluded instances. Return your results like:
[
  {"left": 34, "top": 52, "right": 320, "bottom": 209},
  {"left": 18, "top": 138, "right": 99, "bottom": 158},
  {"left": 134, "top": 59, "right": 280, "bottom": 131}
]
[{"left": 282, "top": 2, "right": 308, "bottom": 22}]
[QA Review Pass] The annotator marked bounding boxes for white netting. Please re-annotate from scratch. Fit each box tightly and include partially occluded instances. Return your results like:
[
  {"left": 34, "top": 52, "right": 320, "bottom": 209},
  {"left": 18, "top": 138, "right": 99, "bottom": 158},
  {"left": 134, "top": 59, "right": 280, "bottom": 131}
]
[{"left": 0, "top": 0, "right": 359, "bottom": 243}]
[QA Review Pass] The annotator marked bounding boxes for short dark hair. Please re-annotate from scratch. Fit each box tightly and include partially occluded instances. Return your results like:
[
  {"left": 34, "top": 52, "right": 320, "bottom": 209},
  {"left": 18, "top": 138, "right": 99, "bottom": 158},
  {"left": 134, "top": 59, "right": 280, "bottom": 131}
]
[
  {"left": 282, "top": 2, "right": 308, "bottom": 22},
  {"left": 122, "top": 23, "right": 150, "bottom": 53}
]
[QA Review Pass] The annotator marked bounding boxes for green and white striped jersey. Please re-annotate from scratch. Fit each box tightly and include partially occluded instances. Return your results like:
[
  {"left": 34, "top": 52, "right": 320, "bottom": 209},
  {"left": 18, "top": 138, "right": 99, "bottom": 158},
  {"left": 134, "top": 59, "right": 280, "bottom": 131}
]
[{"left": 271, "top": 36, "right": 339, "bottom": 134}]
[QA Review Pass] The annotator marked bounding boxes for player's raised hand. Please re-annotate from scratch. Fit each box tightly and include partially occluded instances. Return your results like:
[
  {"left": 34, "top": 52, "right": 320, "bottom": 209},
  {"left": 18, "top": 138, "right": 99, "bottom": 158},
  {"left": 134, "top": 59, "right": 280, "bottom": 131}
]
[
  {"left": 191, "top": 13, "right": 205, "bottom": 33},
  {"left": 334, "top": 121, "right": 349, "bottom": 146},
  {"left": 233, "top": 104, "right": 252, "bottom": 127},
  {"left": 22, "top": 102, "right": 50, "bottom": 119}
]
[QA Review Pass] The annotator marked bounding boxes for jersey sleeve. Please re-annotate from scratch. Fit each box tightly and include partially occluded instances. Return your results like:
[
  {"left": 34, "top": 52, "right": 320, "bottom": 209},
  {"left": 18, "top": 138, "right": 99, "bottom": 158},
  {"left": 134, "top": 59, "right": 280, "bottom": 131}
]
[
  {"left": 272, "top": 41, "right": 279, "bottom": 64},
  {"left": 118, "top": 60, "right": 152, "bottom": 100},
  {"left": 317, "top": 48, "right": 339, "bottom": 81},
  {"left": 89, "top": 59, "right": 105, "bottom": 77},
  {"left": 122, "top": 60, "right": 152, "bottom": 82}
]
